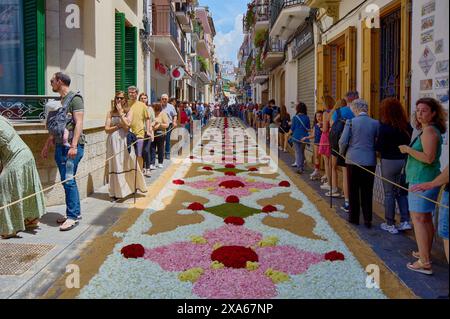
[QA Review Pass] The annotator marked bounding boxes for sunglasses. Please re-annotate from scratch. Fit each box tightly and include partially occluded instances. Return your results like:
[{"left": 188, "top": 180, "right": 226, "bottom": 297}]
[{"left": 116, "top": 97, "right": 125, "bottom": 100}]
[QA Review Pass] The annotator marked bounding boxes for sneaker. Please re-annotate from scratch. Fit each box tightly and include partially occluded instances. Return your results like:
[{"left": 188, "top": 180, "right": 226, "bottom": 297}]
[
  {"left": 320, "top": 183, "right": 331, "bottom": 190},
  {"left": 325, "top": 190, "right": 341, "bottom": 198},
  {"left": 144, "top": 170, "right": 151, "bottom": 177},
  {"left": 150, "top": 165, "right": 156, "bottom": 170},
  {"left": 341, "top": 202, "right": 350, "bottom": 213},
  {"left": 291, "top": 163, "right": 297, "bottom": 167},
  {"left": 310, "top": 170, "right": 320, "bottom": 180},
  {"left": 380, "top": 222, "right": 399, "bottom": 234},
  {"left": 321, "top": 176, "right": 328, "bottom": 184},
  {"left": 157, "top": 163, "right": 164, "bottom": 168},
  {"left": 397, "top": 221, "right": 413, "bottom": 231}
]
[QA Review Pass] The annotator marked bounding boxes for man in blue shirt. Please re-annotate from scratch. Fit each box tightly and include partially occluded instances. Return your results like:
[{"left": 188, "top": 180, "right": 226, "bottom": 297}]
[
  {"left": 331, "top": 91, "right": 357, "bottom": 122},
  {"left": 263, "top": 99, "right": 276, "bottom": 126}
]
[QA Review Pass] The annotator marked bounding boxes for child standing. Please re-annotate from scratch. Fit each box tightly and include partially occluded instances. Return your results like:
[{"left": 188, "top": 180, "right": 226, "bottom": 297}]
[{"left": 302, "top": 111, "right": 323, "bottom": 180}]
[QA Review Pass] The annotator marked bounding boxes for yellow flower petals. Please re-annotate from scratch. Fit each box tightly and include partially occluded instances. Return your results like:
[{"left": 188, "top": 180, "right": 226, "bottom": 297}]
[
  {"left": 246, "top": 178, "right": 256, "bottom": 183},
  {"left": 212, "top": 242, "right": 223, "bottom": 250},
  {"left": 190, "top": 236, "right": 207, "bottom": 244},
  {"left": 211, "top": 261, "right": 225, "bottom": 270},
  {"left": 246, "top": 261, "right": 259, "bottom": 271},
  {"left": 249, "top": 188, "right": 260, "bottom": 193},
  {"left": 265, "top": 268, "right": 290, "bottom": 283},
  {"left": 178, "top": 268, "right": 204, "bottom": 282},
  {"left": 258, "top": 236, "right": 279, "bottom": 247}
]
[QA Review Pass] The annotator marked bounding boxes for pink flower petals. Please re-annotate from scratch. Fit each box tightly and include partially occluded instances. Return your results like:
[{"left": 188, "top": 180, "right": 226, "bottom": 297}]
[{"left": 203, "top": 225, "right": 263, "bottom": 247}]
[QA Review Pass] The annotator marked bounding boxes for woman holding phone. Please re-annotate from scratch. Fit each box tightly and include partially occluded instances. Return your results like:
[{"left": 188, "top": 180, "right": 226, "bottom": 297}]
[{"left": 105, "top": 91, "right": 146, "bottom": 201}]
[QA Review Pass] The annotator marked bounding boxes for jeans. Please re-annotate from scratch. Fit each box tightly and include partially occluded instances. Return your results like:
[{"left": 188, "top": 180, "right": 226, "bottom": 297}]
[
  {"left": 55, "top": 144, "right": 84, "bottom": 220},
  {"left": 152, "top": 134, "right": 165, "bottom": 165},
  {"left": 347, "top": 164, "right": 375, "bottom": 224},
  {"left": 143, "top": 138, "right": 153, "bottom": 169},
  {"left": 380, "top": 159, "right": 410, "bottom": 225},
  {"left": 165, "top": 124, "right": 173, "bottom": 158},
  {"left": 294, "top": 141, "right": 306, "bottom": 170}
]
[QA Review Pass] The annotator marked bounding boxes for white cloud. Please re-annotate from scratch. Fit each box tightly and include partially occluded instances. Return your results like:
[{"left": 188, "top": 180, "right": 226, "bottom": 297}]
[{"left": 213, "top": 14, "right": 244, "bottom": 67}]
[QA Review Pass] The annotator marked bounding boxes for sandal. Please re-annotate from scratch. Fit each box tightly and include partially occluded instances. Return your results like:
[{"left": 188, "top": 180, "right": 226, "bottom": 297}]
[
  {"left": 59, "top": 219, "right": 79, "bottom": 232},
  {"left": 412, "top": 251, "right": 433, "bottom": 263},
  {"left": 1, "top": 232, "right": 17, "bottom": 239},
  {"left": 25, "top": 218, "right": 39, "bottom": 230},
  {"left": 407, "top": 260, "right": 433, "bottom": 275},
  {"left": 57, "top": 216, "right": 82, "bottom": 224}
]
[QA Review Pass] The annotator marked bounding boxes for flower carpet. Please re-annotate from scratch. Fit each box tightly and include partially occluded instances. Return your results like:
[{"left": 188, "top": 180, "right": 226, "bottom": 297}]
[{"left": 46, "top": 118, "right": 414, "bottom": 299}]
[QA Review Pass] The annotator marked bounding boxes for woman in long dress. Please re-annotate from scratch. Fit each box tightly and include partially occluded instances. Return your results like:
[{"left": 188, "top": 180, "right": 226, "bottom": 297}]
[
  {"left": 105, "top": 92, "right": 147, "bottom": 201},
  {"left": 0, "top": 115, "right": 46, "bottom": 238}
]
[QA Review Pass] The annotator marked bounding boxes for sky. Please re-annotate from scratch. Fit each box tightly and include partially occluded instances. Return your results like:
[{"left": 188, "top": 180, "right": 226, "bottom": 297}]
[{"left": 198, "top": 0, "right": 247, "bottom": 67}]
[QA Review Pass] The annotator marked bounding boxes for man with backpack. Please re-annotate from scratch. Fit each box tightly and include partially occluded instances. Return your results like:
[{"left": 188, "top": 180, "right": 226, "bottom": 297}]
[
  {"left": 329, "top": 91, "right": 358, "bottom": 212},
  {"left": 41, "top": 72, "right": 85, "bottom": 231}
]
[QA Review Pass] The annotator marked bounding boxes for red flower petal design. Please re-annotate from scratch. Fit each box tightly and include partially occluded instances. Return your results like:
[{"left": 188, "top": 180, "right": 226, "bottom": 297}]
[
  {"left": 225, "top": 195, "right": 240, "bottom": 203},
  {"left": 262, "top": 205, "right": 277, "bottom": 213},
  {"left": 219, "top": 180, "right": 245, "bottom": 189},
  {"left": 173, "top": 179, "right": 185, "bottom": 185},
  {"left": 225, "top": 164, "right": 236, "bottom": 169},
  {"left": 188, "top": 202, "right": 205, "bottom": 211},
  {"left": 279, "top": 181, "right": 291, "bottom": 187},
  {"left": 324, "top": 251, "right": 345, "bottom": 261},
  {"left": 248, "top": 167, "right": 258, "bottom": 172},
  {"left": 203, "top": 166, "right": 213, "bottom": 171},
  {"left": 121, "top": 244, "right": 145, "bottom": 259},
  {"left": 225, "top": 171, "right": 236, "bottom": 176},
  {"left": 224, "top": 217, "right": 245, "bottom": 226},
  {"left": 211, "top": 246, "right": 258, "bottom": 268}
]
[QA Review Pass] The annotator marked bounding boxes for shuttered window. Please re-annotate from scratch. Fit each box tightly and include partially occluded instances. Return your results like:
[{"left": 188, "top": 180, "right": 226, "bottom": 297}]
[
  {"left": 124, "top": 26, "right": 137, "bottom": 90},
  {"left": 23, "top": 0, "right": 46, "bottom": 95},
  {"left": 115, "top": 12, "right": 137, "bottom": 93},
  {"left": 115, "top": 12, "right": 126, "bottom": 92}
]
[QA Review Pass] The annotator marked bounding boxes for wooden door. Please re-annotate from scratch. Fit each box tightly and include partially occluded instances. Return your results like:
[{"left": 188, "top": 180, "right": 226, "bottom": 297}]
[{"left": 362, "top": 20, "right": 380, "bottom": 118}]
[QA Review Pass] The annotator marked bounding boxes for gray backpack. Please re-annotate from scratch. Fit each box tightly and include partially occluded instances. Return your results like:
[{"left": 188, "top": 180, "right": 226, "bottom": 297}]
[{"left": 46, "top": 91, "right": 82, "bottom": 140}]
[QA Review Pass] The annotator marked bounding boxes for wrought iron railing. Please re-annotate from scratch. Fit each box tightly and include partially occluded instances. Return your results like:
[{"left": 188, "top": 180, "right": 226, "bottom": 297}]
[
  {"left": 270, "top": 0, "right": 306, "bottom": 27},
  {"left": 264, "top": 37, "right": 285, "bottom": 54},
  {"left": 255, "top": 0, "right": 270, "bottom": 22},
  {"left": 0, "top": 95, "right": 59, "bottom": 123}
]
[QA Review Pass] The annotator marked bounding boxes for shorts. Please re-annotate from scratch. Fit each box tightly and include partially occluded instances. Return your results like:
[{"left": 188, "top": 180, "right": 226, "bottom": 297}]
[
  {"left": 408, "top": 185, "right": 440, "bottom": 213},
  {"left": 331, "top": 149, "right": 346, "bottom": 166},
  {"left": 438, "top": 190, "right": 449, "bottom": 239},
  {"left": 135, "top": 139, "right": 145, "bottom": 157}
]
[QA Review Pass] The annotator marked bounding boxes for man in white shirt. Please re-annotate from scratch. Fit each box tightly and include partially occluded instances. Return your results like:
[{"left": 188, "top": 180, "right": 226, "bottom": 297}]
[{"left": 161, "top": 94, "right": 178, "bottom": 160}]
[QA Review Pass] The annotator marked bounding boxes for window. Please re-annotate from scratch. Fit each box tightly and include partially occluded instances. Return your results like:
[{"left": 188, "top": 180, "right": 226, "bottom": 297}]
[
  {"left": 115, "top": 12, "right": 137, "bottom": 93},
  {"left": 0, "top": 0, "right": 45, "bottom": 95}
]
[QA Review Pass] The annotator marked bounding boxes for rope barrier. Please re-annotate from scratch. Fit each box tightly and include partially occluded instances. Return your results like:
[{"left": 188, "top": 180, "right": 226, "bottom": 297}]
[
  {"left": 285, "top": 134, "right": 449, "bottom": 209},
  {"left": 0, "top": 125, "right": 177, "bottom": 214},
  {"left": 1, "top": 119, "right": 448, "bottom": 213}
]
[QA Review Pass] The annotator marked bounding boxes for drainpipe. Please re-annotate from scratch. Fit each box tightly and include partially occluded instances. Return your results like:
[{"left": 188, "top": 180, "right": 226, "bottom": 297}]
[{"left": 146, "top": 0, "right": 153, "bottom": 100}]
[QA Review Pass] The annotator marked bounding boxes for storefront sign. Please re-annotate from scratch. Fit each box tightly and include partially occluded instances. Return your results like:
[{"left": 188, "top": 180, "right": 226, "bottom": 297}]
[{"left": 292, "top": 23, "right": 314, "bottom": 59}]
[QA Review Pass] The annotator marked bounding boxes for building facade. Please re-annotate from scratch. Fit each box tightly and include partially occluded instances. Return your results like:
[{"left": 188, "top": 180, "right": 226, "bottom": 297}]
[{"left": 0, "top": 0, "right": 218, "bottom": 205}]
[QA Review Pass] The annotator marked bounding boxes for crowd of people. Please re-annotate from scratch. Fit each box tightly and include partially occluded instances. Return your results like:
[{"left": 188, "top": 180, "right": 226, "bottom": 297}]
[
  {"left": 232, "top": 91, "right": 448, "bottom": 275},
  {"left": 0, "top": 72, "right": 448, "bottom": 278}
]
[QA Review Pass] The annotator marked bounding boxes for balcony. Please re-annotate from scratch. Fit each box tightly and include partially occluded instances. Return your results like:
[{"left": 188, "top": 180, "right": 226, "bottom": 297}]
[
  {"left": 0, "top": 95, "right": 57, "bottom": 123},
  {"left": 174, "top": 1, "right": 191, "bottom": 25},
  {"left": 262, "top": 38, "right": 285, "bottom": 69},
  {"left": 254, "top": 0, "right": 270, "bottom": 32},
  {"left": 253, "top": 71, "right": 269, "bottom": 84},
  {"left": 151, "top": 4, "right": 185, "bottom": 65},
  {"left": 269, "top": 0, "right": 310, "bottom": 40}
]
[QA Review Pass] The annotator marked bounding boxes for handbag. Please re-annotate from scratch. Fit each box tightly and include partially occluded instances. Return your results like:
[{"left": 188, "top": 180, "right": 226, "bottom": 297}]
[
  {"left": 126, "top": 130, "right": 137, "bottom": 154},
  {"left": 394, "top": 163, "right": 409, "bottom": 196}
]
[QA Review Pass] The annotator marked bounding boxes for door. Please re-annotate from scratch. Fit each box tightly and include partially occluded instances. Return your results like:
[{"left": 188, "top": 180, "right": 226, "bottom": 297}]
[
  {"left": 297, "top": 50, "right": 315, "bottom": 121},
  {"left": 337, "top": 44, "right": 346, "bottom": 100},
  {"left": 380, "top": 8, "right": 401, "bottom": 102},
  {"left": 362, "top": 20, "right": 380, "bottom": 118}
]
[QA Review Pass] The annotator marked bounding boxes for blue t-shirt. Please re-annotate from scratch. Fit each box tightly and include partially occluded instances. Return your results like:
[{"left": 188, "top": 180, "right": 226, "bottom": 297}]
[
  {"left": 332, "top": 106, "right": 354, "bottom": 122},
  {"left": 262, "top": 106, "right": 273, "bottom": 122},
  {"left": 291, "top": 114, "right": 310, "bottom": 141},
  {"left": 314, "top": 124, "right": 322, "bottom": 144}
]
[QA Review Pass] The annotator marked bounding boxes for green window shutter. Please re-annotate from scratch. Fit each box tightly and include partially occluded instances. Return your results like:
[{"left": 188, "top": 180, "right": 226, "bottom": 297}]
[
  {"left": 115, "top": 12, "right": 126, "bottom": 92},
  {"left": 23, "top": 0, "right": 46, "bottom": 95},
  {"left": 124, "top": 26, "right": 137, "bottom": 90}
]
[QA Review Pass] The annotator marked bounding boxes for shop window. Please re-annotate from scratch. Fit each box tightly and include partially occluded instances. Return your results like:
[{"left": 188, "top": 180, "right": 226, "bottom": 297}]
[{"left": 0, "top": 0, "right": 45, "bottom": 95}]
